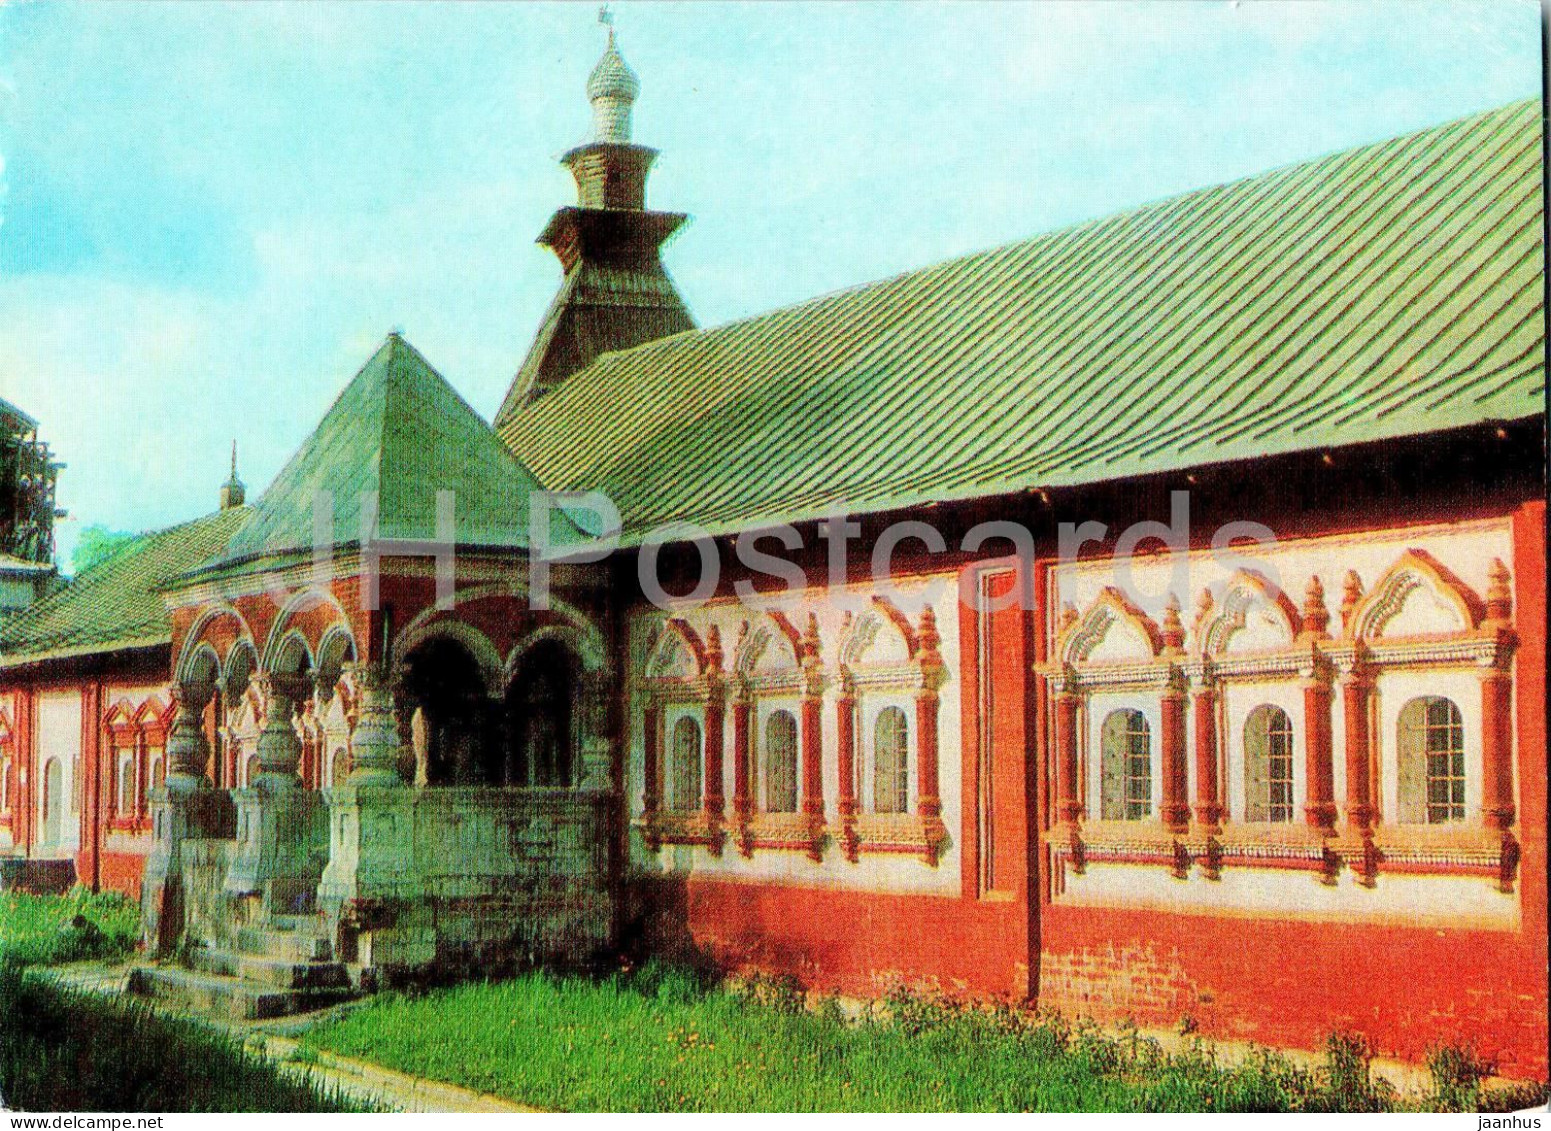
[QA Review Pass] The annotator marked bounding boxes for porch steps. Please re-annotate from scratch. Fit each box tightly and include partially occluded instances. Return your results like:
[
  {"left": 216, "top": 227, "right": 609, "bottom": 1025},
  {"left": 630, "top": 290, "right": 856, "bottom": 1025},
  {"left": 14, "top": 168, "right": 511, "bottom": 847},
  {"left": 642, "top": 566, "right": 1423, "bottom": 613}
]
[
  {"left": 235, "top": 924, "right": 333, "bottom": 962},
  {"left": 129, "top": 913, "right": 356, "bottom": 1021},
  {"left": 186, "top": 947, "right": 352, "bottom": 991}
]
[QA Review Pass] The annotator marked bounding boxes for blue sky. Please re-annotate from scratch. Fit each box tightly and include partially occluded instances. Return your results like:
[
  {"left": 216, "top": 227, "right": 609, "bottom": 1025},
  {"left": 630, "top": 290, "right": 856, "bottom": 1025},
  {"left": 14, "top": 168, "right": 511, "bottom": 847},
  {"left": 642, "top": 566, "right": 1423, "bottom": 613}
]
[{"left": 0, "top": 0, "right": 1541, "bottom": 568}]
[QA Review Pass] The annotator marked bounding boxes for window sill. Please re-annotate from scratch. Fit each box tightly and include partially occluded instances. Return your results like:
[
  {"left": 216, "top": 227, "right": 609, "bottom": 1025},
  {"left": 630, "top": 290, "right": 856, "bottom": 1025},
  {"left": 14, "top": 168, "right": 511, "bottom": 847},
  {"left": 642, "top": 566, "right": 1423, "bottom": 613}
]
[
  {"left": 1047, "top": 819, "right": 1519, "bottom": 889},
  {"left": 637, "top": 811, "right": 726, "bottom": 854},
  {"left": 839, "top": 813, "right": 948, "bottom": 865},
  {"left": 734, "top": 812, "right": 825, "bottom": 861}
]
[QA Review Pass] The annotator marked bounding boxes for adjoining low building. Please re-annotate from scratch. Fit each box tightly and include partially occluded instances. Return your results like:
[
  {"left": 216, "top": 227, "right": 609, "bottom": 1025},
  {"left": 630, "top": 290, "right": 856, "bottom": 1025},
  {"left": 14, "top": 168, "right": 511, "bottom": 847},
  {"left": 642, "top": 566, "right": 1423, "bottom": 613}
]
[{"left": 1, "top": 33, "right": 1544, "bottom": 1075}]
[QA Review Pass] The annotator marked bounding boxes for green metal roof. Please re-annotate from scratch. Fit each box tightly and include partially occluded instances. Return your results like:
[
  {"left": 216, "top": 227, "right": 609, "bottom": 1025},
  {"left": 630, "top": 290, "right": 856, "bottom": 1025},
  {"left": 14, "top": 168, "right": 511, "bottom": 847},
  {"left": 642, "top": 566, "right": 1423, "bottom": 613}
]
[
  {"left": 501, "top": 98, "right": 1545, "bottom": 539},
  {"left": 199, "top": 332, "right": 590, "bottom": 579},
  {"left": 0, "top": 507, "right": 251, "bottom": 667}
]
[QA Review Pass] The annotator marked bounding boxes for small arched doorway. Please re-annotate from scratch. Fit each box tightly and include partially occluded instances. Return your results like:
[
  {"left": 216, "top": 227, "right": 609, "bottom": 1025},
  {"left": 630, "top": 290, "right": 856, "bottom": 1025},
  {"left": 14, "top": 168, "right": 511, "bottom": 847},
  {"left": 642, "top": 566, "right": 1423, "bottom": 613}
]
[
  {"left": 398, "top": 636, "right": 497, "bottom": 786},
  {"left": 504, "top": 639, "right": 579, "bottom": 787}
]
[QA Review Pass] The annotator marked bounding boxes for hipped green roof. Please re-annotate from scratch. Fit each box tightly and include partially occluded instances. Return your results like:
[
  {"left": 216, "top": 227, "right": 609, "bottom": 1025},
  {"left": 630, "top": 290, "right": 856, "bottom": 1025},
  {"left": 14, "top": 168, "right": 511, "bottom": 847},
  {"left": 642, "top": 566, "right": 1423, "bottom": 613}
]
[
  {"left": 201, "top": 333, "right": 589, "bottom": 578},
  {"left": 0, "top": 507, "right": 251, "bottom": 667},
  {"left": 502, "top": 98, "right": 1546, "bottom": 539}
]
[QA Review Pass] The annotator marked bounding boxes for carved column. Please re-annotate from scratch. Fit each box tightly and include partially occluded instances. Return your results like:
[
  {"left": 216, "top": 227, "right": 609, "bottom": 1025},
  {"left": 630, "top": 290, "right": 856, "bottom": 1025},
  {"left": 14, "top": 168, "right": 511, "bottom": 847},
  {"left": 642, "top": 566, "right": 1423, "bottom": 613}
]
[
  {"left": 641, "top": 699, "right": 661, "bottom": 838},
  {"left": 799, "top": 615, "right": 826, "bottom": 860},
  {"left": 1339, "top": 659, "right": 1374, "bottom": 830},
  {"left": 165, "top": 681, "right": 216, "bottom": 792},
  {"left": 253, "top": 673, "right": 306, "bottom": 791},
  {"left": 345, "top": 662, "right": 404, "bottom": 787},
  {"left": 800, "top": 692, "right": 825, "bottom": 855},
  {"left": 1299, "top": 579, "right": 1336, "bottom": 832},
  {"left": 703, "top": 690, "right": 726, "bottom": 851},
  {"left": 1302, "top": 669, "right": 1336, "bottom": 832},
  {"left": 835, "top": 687, "right": 859, "bottom": 860},
  {"left": 1160, "top": 675, "right": 1190, "bottom": 834},
  {"left": 1190, "top": 671, "right": 1222, "bottom": 831},
  {"left": 1480, "top": 663, "right": 1516, "bottom": 830},
  {"left": 143, "top": 679, "right": 226, "bottom": 955},
  {"left": 915, "top": 607, "right": 947, "bottom": 862},
  {"left": 702, "top": 628, "right": 726, "bottom": 844},
  {"left": 731, "top": 693, "right": 752, "bottom": 853},
  {"left": 1481, "top": 560, "right": 1517, "bottom": 832},
  {"left": 1053, "top": 676, "right": 1082, "bottom": 825}
]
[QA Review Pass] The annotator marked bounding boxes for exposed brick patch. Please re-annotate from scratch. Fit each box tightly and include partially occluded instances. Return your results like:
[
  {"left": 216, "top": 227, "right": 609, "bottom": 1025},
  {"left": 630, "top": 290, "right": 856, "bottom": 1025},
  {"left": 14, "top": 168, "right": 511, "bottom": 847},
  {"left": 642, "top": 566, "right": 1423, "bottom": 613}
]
[{"left": 1039, "top": 942, "right": 1198, "bottom": 1022}]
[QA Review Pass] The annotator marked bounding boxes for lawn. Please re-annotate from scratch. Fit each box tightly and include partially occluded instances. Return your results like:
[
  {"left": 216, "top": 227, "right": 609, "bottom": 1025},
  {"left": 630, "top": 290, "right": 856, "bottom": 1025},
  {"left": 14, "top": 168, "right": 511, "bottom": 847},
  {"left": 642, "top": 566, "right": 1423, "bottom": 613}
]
[
  {"left": 0, "top": 886, "right": 140, "bottom": 966},
  {"left": 0, "top": 890, "right": 363, "bottom": 1112},
  {"left": 303, "top": 965, "right": 1550, "bottom": 1113},
  {"left": 0, "top": 964, "right": 365, "bottom": 1112}
]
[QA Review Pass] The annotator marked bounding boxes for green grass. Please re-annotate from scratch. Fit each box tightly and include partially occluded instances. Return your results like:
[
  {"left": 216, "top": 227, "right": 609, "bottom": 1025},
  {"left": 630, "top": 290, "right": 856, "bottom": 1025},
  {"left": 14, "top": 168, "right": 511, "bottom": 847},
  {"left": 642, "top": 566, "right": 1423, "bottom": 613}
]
[
  {"left": 302, "top": 964, "right": 1551, "bottom": 1112},
  {"left": 0, "top": 963, "right": 367, "bottom": 1112},
  {"left": 0, "top": 886, "right": 141, "bottom": 966}
]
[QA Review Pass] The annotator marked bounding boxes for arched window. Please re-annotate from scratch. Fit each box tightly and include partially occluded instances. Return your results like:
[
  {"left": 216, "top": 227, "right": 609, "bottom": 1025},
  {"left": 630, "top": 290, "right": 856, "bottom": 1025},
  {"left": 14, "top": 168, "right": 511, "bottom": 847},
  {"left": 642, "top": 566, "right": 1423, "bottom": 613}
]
[
  {"left": 147, "top": 752, "right": 164, "bottom": 798},
  {"left": 764, "top": 710, "right": 799, "bottom": 814},
  {"left": 1100, "top": 709, "right": 1151, "bottom": 821},
  {"left": 873, "top": 706, "right": 909, "bottom": 814},
  {"left": 41, "top": 758, "right": 63, "bottom": 845},
  {"left": 244, "top": 753, "right": 261, "bottom": 789},
  {"left": 669, "top": 716, "right": 703, "bottom": 813},
  {"left": 1398, "top": 696, "right": 1465, "bottom": 824},
  {"left": 330, "top": 747, "right": 350, "bottom": 787},
  {"left": 117, "top": 751, "right": 137, "bottom": 816},
  {"left": 1244, "top": 705, "right": 1295, "bottom": 823}
]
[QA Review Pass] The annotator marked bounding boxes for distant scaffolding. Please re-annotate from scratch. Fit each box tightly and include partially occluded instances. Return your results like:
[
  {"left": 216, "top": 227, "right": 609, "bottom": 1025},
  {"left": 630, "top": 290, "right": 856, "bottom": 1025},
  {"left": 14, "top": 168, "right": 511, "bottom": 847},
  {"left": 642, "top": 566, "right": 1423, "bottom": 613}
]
[{"left": 0, "top": 397, "right": 61, "bottom": 565}]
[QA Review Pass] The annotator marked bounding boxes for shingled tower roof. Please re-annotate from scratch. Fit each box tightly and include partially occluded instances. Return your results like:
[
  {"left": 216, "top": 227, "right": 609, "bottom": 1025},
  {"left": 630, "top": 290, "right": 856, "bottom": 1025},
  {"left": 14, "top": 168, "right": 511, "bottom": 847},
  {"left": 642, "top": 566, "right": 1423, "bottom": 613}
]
[{"left": 494, "top": 21, "right": 695, "bottom": 427}]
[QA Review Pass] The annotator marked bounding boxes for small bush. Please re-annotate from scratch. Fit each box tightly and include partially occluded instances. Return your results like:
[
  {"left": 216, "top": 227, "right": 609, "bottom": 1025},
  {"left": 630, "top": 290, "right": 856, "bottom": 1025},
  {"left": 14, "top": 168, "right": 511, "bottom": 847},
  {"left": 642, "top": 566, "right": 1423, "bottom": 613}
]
[
  {"left": 735, "top": 970, "right": 806, "bottom": 1016},
  {"left": 1310, "top": 1031, "right": 1393, "bottom": 1113},
  {"left": 1428, "top": 1042, "right": 1491, "bottom": 1112},
  {"left": 0, "top": 887, "right": 140, "bottom": 967}
]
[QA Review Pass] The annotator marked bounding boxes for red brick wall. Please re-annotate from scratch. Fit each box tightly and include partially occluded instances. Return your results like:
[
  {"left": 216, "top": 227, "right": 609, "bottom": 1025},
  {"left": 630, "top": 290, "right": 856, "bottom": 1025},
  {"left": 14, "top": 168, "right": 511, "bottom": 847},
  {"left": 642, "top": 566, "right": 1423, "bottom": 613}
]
[
  {"left": 1037, "top": 905, "right": 1548, "bottom": 1078},
  {"left": 633, "top": 875, "right": 1031, "bottom": 999}
]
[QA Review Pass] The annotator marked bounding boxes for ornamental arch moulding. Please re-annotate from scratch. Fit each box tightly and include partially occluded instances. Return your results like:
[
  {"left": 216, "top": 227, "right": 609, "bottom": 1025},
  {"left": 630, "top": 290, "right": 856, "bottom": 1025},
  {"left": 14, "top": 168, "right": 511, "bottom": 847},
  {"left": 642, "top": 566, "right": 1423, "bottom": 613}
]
[
  {"left": 179, "top": 641, "right": 223, "bottom": 689},
  {"left": 505, "top": 620, "right": 608, "bottom": 680},
  {"left": 643, "top": 616, "right": 710, "bottom": 682},
  {"left": 260, "top": 588, "right": 353, "bottom": 675},
  {"left": 176, "top": 604, "right": 256, "bottom": 685},
  {"left": 731, "top": 610, "right": 802, "bottom": 683},
  {"left": 223, "top": 639, "right": 259, "bottom": 703},
  {"left": 1193, "top": 570, "right": 1299, "bottom": 658},
  {"left": 390, "top": 617, "right": 505, "bottom": 699},
  {"left": 398, "top": 581, "right": 607, "bottom": 673},
  {"left": 837, "top": 597, "right": 918, "bottom": 674},
  {"left": 266, "top": 630, "right": 315, "bottom": 678},
  {"left": 1057, "top": 586, "right": 1163, "bottom": 667},
  {"left": 1347, "top": 549, "right": 1486, "bottom": 642}
]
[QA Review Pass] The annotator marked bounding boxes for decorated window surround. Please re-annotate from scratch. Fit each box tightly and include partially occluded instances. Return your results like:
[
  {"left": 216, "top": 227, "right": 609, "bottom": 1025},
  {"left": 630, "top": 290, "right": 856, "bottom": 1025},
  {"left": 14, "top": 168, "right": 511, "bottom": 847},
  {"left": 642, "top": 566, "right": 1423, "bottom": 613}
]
[
  {"left": 636, "top": 617, "right": 726, "bottom": 854},
  {"left": 0, "top": 706, "right": 12, "bottom": 822},
  {"left": 1042, "top": 550, "right": 1520, "bottom": 892},
  {"left": 635, "top": 596, "right": 949, "bottom": 867},
  {"left": 829, "top": 599, "right": 948, "bottom": 864},
  {"left": 104, "top": 696, "right": 170, "bottom": 833},
  {"left": 728, "top": 612, "right": 824, "bottom": 861}
]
